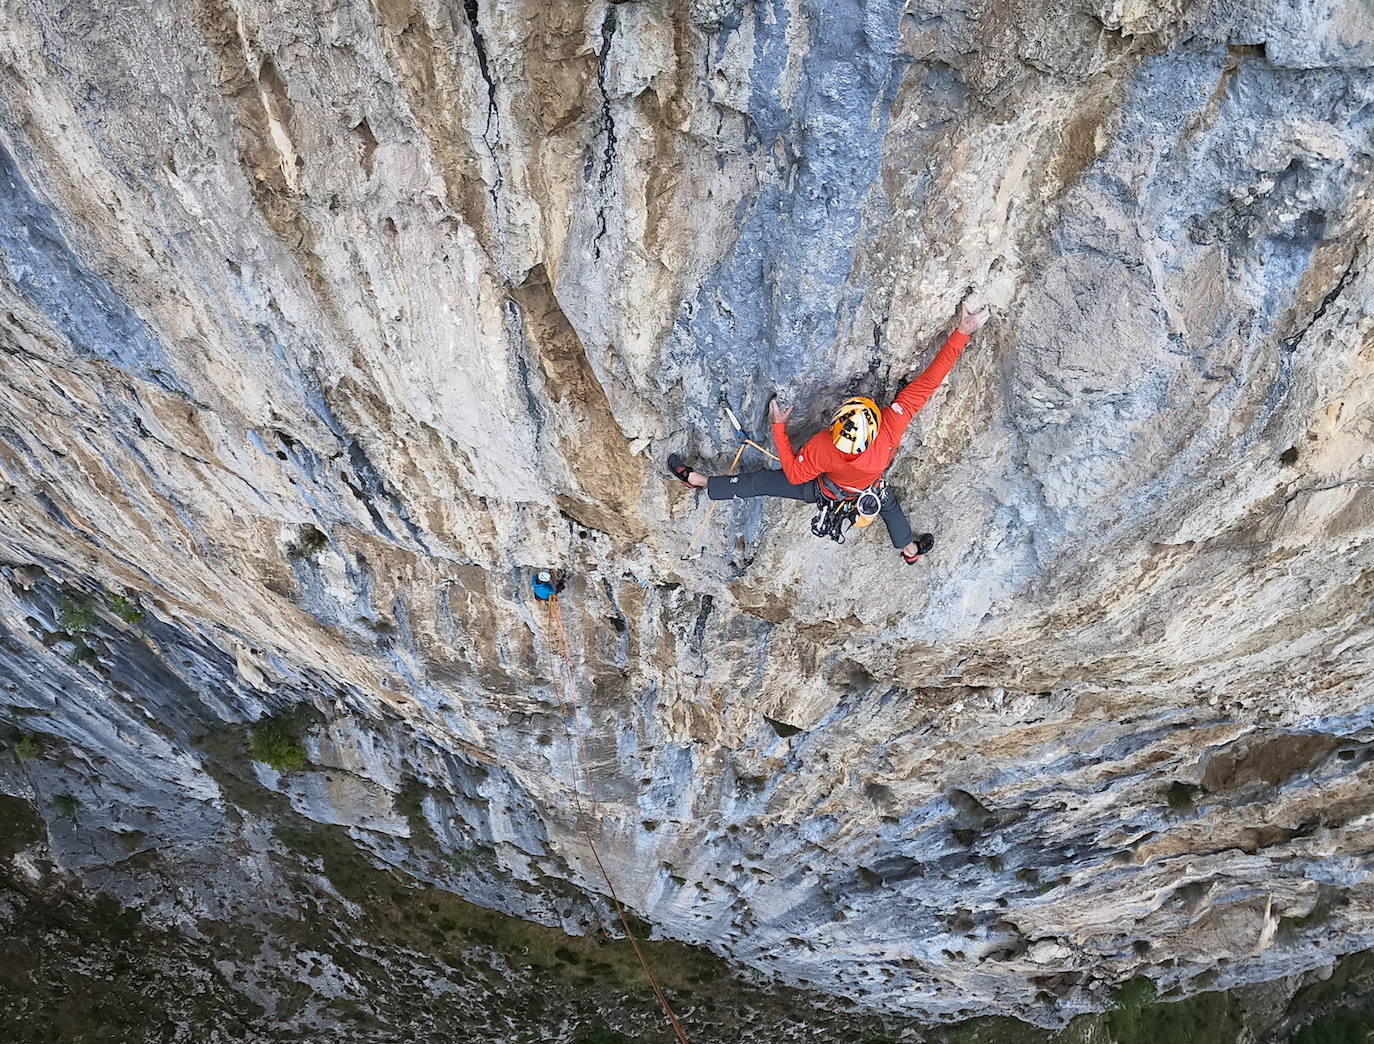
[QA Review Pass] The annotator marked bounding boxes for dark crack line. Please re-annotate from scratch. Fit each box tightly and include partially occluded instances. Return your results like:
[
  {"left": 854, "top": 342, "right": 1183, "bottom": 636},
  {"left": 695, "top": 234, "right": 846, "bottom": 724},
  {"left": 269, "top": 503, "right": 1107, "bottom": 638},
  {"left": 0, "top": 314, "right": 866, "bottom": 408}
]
[
  {"left": 591, "top": 5, "right": 619, "bottom": 258},
  {"left": 463, "top": 0, "right": 505, "bottom": 227},
  {"left": 1281, "top": 244, "right": 1361, "bottom": 353},
  {"left": 463, "top": 0, "right": 497, "bottom": 139}
]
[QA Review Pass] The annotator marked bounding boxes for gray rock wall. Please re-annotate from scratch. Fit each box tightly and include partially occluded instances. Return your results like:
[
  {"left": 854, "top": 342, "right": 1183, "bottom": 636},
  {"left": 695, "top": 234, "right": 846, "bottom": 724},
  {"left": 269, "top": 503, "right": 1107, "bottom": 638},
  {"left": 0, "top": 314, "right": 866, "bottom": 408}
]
[{"left": 1, "top": 0, "right": 1372, "bottom": 1033}]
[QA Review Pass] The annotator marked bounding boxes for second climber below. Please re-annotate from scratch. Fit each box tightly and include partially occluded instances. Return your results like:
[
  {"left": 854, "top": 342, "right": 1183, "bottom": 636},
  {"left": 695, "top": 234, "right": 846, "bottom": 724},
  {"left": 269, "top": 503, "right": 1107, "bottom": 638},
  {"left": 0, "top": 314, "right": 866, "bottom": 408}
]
[{"left": 668, "top": 296, "right": 990, "bottom": 563}]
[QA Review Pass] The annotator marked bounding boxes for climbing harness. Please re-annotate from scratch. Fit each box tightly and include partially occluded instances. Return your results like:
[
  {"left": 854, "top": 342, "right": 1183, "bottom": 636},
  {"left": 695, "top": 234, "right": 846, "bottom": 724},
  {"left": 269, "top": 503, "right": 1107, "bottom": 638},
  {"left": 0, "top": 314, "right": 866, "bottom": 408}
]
[
  {"left": 538, "top": 585, "right": 693, "bottom": 1044},
  {"left": 679, "top": 398, "right": 778, "bottom": 561},
  {"left": 810, "top": 477, "right": 887, "bottom": 544}
]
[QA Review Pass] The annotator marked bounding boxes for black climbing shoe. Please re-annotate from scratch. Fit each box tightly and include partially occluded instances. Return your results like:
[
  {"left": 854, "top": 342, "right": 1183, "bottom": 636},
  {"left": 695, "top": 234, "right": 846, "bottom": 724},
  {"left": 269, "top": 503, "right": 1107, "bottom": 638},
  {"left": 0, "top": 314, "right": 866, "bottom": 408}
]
[
  {"left": 901, "top": 533, "right": 936, "bottom": 564},
  {"left": 667, "top": 453, "right": 698, "bottom": 488}
]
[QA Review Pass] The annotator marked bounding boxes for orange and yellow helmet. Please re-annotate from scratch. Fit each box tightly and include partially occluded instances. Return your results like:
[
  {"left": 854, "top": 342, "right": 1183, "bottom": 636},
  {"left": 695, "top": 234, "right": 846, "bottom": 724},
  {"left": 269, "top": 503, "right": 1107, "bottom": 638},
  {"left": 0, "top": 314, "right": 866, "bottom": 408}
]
[{"left": 831, "top": 396, "right": 880, "bottom": 454}]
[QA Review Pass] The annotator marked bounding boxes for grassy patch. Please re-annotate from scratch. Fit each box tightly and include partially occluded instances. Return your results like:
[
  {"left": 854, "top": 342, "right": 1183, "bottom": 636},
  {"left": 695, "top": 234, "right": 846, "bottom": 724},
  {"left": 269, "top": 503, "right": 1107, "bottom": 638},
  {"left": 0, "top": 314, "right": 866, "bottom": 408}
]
[
  {"left": 248, "top": 705, "right": 320, "bottom": 773},
  {"left": 14, "top": 733, "right": 42, "bottom": 760},
  {"left": 57, "top": 593, "right": 98, "bottom": 634},
  {"left": 106, "top": 593, "right": 144, "bottom": 624},
  {"left": 51, "top": 793, "right": 79, "bottom": 819},
  {"left": 1291, "top": 1007, "right": 1373, "bottom": 1044},
  {"left": 272, "top": 816, "right": 759, "bottom": 1002},
  {"left": 0, "top": 794, "right": 44, "bottom": 857},
  {"left": 1104, "top": 976, "right": 1242, "bottom": 1044},
  {"left": 276, "top": 821, "right": 379, "bottom": 901},
  {"left": 89, "top": 892, "right": 142, "bottom": 942}
]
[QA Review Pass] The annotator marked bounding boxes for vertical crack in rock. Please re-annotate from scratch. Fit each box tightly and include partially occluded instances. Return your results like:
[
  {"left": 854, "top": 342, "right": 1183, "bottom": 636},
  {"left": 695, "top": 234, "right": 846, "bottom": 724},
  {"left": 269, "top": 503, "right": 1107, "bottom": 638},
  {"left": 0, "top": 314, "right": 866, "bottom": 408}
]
[
  {"left": 462, "top": 0, "right": 509, "bottom": 274},
  {"left": 1280, "top": 245, "right": 1361, "bottom": 352},
  {"left": 591, "top": 3, "right": 619, "bottom": 257},
  {"left": 691, "top": 593, "right": 714, "bottom": 653},
  {"left": 505, "top": 295, "right": 547, "bottom": 434},
  {"left": 463, "top": 0, "right": 498, "bottom": 139}
]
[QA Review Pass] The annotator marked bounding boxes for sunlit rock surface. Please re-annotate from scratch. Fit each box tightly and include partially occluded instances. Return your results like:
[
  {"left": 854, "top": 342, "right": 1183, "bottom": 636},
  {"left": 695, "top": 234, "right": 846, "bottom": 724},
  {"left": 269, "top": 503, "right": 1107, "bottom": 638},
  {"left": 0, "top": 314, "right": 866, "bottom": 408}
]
[{"left": 1, "top": 0, "right": 1372, "bottom": 1038}]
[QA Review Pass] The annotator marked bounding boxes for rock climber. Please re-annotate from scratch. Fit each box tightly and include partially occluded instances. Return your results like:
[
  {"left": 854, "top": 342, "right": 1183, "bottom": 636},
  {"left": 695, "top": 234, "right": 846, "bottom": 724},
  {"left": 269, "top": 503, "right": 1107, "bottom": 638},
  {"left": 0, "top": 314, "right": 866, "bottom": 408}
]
[
  {"left": 667, "top": 297, "right": 990, "bottom": 563},
  {"left": 531, "top": 569, "right": 565, "bottom": 601}
]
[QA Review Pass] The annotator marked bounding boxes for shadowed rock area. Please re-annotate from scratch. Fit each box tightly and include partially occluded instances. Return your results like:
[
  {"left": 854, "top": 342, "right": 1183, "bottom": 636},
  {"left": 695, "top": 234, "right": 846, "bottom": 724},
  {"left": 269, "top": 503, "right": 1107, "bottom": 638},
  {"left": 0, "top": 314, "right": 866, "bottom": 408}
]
[{"left": 0, "top": 0, "right": 1372, "bottom": 1039}]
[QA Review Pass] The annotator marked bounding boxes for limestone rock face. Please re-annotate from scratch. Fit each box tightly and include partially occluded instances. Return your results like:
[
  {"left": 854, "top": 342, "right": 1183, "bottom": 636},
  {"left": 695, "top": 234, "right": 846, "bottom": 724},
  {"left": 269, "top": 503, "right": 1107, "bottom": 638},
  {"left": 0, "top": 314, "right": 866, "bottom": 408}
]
[{"left": 1, "top": 0, "right": 1372, "bottom": 1035}]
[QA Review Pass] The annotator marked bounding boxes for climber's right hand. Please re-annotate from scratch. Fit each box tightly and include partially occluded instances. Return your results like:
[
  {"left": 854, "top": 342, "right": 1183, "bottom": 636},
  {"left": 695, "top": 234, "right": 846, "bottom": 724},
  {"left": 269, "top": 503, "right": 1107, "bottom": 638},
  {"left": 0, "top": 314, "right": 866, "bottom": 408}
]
[
  {"left": 958, "top": 296, "right": 990, "bottom": 335},
  {"left": 768, "top": 398, "right": 793, "bottom": 424}
]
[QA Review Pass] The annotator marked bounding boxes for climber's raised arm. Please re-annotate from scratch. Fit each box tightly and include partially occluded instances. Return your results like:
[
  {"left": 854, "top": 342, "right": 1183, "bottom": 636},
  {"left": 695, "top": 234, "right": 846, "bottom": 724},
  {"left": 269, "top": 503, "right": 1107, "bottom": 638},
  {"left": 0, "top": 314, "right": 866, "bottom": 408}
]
[
  {"left": 886, "top": 297, "right": 990, "bottom": 438},
  {"left": 769, "top": 398, "right": 824, "bottom": 485}
]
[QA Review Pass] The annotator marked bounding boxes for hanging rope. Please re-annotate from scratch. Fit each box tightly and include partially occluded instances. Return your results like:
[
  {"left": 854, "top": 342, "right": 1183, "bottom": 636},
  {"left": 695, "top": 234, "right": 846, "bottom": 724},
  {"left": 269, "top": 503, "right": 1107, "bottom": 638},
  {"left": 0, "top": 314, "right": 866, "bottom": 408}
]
[{"left": 544, "top": 593, "right": 692, "bottom": 1044}]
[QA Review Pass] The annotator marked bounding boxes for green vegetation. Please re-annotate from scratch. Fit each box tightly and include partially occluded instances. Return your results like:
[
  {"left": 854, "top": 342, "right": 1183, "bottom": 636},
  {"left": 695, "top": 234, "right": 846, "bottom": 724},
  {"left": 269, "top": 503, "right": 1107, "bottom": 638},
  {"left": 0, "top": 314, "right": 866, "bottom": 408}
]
[
  {"left": 51, "top": 793, "right": 79, "bottom": 819},
  {"left": 1104, "top": 976, "right": 1242, "bottom": 1044},
  {"left": 14, "top": 733, "right": 41, "bottom": 759},
  {"left": 395, "top": 776, "right": 481, "bottom": 875},
  {"left": 1112, "top": 975, "right": 1158, "bottom": 1010},
  {"left": 57, "top": 593, "right": 98, "bottom": 634},
  {"left": 66, "top": 640, "right": 98, "bottom": 666},
  {"left": 106, "top": 593, "right": 144, "bottom": 624},
  {"left": 276, "top": 821, "right": 378, "bottom": 900},
  {"left": 445, "top": 851, "right": 470, "bottom": 874},
  {"left": 270, "top": 815, "right": 743, "bottom": 1000},
  {"left": 1291, "top": 1008, "right": 1373, "bottom": 1044},
  {"left": 944, "top": 1015, "right": 1064, "bottom": 1044},
  {"left": 1285, "top": 951, "right": 1374, "bottom": 1041},
  {"left": 932, "top": 977, "right": 1266, "bottom": 1044},
  {"left": 0, "top": 794, "right": 44, "bottom": 857},
  {"left": 249, "top": 728, "right": 307, "bottom": 772},
  {"left": 248, "top": 706, "right": 318, "bottom": 773},
  {"left": 574, "top": 1030, "right": 637, "bottom": 1044},
  {"left": 395, "top": 776, "right": 434, "bottom": 843},
  {"left": 89, "top": 892, "right": 142, "bottom": 942}
]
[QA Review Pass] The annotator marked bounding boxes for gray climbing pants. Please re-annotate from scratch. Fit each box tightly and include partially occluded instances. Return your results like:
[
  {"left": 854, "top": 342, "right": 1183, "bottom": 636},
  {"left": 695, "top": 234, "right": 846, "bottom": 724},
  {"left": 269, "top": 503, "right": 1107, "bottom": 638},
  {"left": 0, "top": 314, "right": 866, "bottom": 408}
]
[{"left": 706, "top": 470, "right": 915, "bottom": 548}]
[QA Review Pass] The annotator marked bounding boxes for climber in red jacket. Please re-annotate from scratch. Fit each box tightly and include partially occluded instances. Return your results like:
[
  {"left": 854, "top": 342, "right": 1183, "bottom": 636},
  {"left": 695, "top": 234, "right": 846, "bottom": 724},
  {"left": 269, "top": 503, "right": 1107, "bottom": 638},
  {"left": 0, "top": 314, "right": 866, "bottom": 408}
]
[{"left": 668, "top": 297, "right": 989, "bottom": 563}]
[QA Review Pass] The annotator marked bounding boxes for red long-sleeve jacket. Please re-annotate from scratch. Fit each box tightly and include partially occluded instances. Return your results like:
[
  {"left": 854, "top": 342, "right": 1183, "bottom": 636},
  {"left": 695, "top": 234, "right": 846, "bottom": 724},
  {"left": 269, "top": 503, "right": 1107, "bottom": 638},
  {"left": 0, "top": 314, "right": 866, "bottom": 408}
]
[{"left": 772, "top": 329, "right": 970, "bottom": 493}]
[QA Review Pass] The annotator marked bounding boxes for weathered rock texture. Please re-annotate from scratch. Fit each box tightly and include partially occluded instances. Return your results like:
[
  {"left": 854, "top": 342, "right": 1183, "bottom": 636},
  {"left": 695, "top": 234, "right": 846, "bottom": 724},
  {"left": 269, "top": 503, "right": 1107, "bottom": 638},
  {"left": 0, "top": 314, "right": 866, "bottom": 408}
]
[{"left": 1, "top": 0, "right": 1373, "bottom": 1037}]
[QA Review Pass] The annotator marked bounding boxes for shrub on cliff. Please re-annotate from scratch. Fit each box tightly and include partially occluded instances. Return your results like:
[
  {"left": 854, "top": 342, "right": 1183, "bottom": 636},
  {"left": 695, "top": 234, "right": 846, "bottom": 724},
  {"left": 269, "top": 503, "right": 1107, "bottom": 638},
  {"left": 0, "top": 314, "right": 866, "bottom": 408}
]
[{"left": 248, "top": 711, "right": 312, "bottom": 773}]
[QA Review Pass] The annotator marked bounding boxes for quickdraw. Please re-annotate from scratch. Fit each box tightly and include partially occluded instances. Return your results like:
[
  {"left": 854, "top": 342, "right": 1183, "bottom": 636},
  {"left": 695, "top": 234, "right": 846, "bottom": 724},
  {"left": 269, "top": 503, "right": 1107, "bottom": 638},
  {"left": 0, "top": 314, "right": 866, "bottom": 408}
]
[
  {"left": 810, "top": 495, "right": 857, "bottom": 543},
  {"left": 810, "top": 478, "right": 886, "bottom": 544}
]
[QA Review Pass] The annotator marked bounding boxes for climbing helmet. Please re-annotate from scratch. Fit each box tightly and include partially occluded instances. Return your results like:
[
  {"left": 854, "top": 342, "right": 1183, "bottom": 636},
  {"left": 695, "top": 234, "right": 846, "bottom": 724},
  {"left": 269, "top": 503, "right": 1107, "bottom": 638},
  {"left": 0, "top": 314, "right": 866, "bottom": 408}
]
[{"left": 830, "top": 396, "right": 881, "bottom": 454}]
